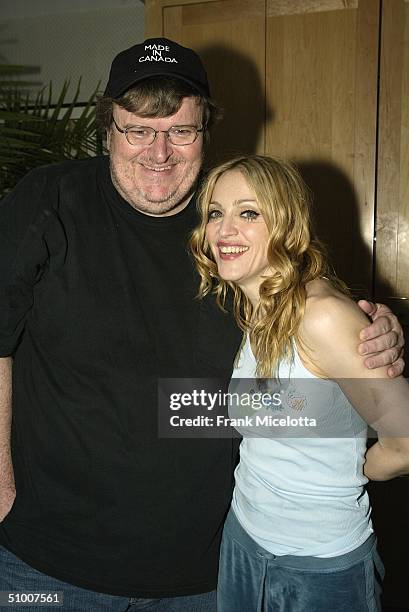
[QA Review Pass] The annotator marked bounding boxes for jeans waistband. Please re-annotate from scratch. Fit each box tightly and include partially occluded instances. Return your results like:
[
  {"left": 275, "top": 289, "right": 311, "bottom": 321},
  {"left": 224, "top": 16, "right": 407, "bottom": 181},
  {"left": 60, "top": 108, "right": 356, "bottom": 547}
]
[{"left": 225, "top": 508, "right": 376, "bottom": 571}]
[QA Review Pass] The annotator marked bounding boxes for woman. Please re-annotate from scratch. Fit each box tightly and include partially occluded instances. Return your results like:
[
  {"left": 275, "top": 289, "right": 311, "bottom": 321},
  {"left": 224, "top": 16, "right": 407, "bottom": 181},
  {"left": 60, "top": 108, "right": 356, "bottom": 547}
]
[{"left": 190, "top": 155, "right": 409, "bottom": 612}]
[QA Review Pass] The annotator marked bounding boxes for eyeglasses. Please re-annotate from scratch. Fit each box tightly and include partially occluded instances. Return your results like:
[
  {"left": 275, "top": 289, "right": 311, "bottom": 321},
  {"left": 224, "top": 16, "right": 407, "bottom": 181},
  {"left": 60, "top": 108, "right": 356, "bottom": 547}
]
[{"left": 112, "top": 117, "right": 204, "bottom": 146}]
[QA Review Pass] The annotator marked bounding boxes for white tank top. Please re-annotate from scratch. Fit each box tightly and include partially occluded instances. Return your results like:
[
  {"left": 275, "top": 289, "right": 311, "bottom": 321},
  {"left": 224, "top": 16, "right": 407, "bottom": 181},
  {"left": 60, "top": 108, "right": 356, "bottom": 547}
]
[{"left": 231, "top": 336, "right": 373, "bottom": 557}]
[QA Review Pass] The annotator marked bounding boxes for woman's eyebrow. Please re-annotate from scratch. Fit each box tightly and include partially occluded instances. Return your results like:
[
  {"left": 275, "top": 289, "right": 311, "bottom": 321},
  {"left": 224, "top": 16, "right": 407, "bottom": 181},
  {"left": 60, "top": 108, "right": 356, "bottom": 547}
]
[{"left": 209, "top": 199, "right": 258, "bottom": 207}]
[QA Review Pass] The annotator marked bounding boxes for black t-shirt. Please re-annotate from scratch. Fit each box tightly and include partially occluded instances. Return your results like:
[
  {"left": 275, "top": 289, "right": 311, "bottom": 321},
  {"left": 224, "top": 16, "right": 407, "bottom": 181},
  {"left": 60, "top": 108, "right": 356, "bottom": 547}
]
[{"left": 0, "top": 156, "right": 242, "bottom": 597}]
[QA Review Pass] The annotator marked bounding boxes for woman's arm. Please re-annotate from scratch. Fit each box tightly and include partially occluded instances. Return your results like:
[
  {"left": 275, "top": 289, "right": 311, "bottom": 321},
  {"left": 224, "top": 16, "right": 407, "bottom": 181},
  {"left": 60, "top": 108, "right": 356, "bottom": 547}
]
[
  {"left": 300, "top": 283, "right": 409, "bottom": 481},
  {"left": 364, "top": 436, "right": 409, "bottom": 481}
]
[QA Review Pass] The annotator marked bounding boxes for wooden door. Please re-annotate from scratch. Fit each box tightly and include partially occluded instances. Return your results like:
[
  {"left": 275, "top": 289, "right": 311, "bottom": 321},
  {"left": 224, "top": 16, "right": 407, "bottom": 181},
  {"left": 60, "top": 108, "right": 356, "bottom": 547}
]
[
  {"left": 146, "top": 0, "right": 266, "bottom": 164},
  {"left": 375, "top": 0, "right": 409, "bottom": 325},
  {"left": 265, "top": 0, "right": 380, "bottom": 293}
]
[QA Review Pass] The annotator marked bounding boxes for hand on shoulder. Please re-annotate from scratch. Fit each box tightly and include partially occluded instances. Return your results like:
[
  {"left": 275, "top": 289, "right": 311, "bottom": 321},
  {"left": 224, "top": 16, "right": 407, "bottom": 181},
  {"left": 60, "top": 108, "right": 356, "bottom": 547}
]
[{"left": 299, "top": 279, "right": 389, "bottom": 380}]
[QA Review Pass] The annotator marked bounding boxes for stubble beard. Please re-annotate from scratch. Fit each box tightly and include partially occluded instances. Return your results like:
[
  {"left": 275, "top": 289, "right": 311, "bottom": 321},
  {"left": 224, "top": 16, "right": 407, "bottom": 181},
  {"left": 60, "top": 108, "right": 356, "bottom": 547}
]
[{"left": 110, "top": 158, "right": 199, "bottom": 217}]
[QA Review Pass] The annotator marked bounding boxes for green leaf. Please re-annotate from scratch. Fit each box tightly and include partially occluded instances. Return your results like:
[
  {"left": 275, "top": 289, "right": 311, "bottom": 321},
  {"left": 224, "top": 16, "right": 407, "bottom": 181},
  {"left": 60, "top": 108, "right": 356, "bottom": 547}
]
[{"left": 0, "top": 65, "right": 101, "bottom": 198}]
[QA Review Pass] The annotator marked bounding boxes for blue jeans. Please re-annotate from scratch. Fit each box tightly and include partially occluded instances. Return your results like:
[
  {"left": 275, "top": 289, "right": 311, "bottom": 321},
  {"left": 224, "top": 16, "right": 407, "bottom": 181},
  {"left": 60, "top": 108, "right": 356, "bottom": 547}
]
[
  {"left": 0, "top": 545, "right": 216, "bottom": 611},
  {"left": 218, "top": 508, "right": 384, "bottom": 612}
]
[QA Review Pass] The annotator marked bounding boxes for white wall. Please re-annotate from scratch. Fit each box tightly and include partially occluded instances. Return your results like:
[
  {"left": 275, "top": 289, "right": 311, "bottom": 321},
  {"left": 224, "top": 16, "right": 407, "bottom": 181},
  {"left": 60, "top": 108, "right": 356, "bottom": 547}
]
[{"left": 1, "top": 0, "right": 145, "bottom": 102}]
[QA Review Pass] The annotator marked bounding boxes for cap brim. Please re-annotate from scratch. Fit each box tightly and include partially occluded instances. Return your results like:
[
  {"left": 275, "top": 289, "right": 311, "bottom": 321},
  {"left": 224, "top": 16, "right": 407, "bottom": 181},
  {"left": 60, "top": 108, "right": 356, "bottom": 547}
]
[{"left": 105, "top": 71, "right": 209, "bottom": 99}]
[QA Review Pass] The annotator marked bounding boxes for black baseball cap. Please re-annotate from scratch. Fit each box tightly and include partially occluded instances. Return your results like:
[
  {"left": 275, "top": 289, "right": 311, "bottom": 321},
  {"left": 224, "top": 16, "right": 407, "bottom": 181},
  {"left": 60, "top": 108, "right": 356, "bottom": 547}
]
[{"left": 104, "top": 38, "right": 210, "bottom": 98}]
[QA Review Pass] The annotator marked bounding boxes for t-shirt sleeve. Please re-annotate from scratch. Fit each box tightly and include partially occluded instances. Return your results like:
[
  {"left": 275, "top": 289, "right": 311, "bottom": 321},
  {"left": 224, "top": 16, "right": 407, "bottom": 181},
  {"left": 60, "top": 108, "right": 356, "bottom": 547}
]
[{"left": 0, "top": 168, "right": 53, "bottom": 356}]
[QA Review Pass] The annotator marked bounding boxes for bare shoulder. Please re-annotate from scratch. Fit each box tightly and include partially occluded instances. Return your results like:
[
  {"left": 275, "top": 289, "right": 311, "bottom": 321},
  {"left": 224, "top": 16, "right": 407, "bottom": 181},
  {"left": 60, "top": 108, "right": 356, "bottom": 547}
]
[
  {"left": 298, "top": 279, "right": 387, "bottom": 378},
  {"left": 301, "top": 278, "right": 368, "bottom": 339}
]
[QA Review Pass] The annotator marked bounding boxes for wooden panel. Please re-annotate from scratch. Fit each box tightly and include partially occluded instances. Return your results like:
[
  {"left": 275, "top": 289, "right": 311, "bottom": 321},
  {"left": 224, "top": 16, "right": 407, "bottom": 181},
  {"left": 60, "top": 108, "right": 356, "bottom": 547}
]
[
  {"left": 266, "top": 0, "right": 379, "bottom": 294},
  {"left": 267, "top": 0, "right": 357, "bottom": 16},
  {"left": 145, "top": 0, "right": 163, "bottom": 37},
  {"left": 146, "top": 0, "right": 224, "bottom": 36},
  {"left": 181, "top": 0, "right": 267, "bottom": 23},
  {"left": 375, "top": 0, "right": 409, "bottom": 323},
  {"left": 146, "top": 0, "right": 266, "bottom": 163}
]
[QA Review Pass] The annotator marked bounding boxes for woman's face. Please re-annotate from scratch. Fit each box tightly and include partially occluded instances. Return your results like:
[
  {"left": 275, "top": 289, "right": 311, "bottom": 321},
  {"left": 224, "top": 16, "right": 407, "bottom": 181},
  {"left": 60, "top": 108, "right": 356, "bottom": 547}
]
[{"left": 205, "top": 170, "right": 272, "bottom": 304}]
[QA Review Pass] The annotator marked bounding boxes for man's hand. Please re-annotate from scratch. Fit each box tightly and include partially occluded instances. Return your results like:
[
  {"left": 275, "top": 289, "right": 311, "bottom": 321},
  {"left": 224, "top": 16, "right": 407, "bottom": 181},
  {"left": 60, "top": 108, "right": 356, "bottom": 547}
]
[{"left": 358, "top": 301, "right": 405, "bottom": 377}]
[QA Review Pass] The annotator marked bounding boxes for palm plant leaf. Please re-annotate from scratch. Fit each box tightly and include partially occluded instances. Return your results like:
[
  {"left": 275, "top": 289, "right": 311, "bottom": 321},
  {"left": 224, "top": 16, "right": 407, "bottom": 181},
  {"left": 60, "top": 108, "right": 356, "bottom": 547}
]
[{"left": 0, "top": 64, "right": 101, "bottom": 197}]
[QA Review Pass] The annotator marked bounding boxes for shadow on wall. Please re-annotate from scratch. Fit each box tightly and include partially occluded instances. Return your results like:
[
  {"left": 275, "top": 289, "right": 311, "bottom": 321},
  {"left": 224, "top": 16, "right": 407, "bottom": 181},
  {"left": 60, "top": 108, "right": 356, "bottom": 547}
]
[
  {"left": 367, "top": 475, "right": 409, "bottom": 611},
  {"left": 198, "top": 44, "right": 272, "bottom": 164},
  {"left": 297, "top": 161, "right": 374, "bottom": 297}
]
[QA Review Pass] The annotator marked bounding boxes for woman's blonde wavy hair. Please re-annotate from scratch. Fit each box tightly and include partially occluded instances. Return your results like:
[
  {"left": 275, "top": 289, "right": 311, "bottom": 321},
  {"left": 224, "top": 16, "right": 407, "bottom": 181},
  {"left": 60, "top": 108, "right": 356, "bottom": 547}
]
[{"left": 189, "top": 155, "right": 348, "bottom": 377}]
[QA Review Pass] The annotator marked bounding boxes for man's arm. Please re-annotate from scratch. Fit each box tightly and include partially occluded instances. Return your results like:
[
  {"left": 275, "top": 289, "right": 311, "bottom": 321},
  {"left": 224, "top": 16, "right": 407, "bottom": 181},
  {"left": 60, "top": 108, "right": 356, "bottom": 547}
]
[
  {"left": 357, "top": 301, "right": 405, "bottom": 377},
  {"left": 0, "top": 357, "right": 14, "bottom": 521}
]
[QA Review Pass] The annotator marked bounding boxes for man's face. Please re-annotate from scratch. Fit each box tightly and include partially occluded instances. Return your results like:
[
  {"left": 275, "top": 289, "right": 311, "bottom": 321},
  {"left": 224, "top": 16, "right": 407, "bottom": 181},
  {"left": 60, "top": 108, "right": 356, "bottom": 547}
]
[{"left": 107, "top": 97, "right": 204, "bottom": 216}]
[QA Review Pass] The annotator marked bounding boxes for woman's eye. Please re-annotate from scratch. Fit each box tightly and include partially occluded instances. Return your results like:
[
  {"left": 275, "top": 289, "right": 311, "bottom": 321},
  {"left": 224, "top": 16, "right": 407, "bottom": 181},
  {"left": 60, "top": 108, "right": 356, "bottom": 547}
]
[
  {"left": 241, "top": 209, "right": 260, "bottom": 220},
  {"left": 208, "top": 209, "right": 222, "bottom": 220}
]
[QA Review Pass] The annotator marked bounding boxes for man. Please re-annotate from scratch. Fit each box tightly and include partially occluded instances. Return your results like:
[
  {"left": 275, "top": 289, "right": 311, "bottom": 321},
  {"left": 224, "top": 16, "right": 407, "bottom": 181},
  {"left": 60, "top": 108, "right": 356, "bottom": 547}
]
[{"left": 0, "top": 38, "right": 404, "bottom": 611}]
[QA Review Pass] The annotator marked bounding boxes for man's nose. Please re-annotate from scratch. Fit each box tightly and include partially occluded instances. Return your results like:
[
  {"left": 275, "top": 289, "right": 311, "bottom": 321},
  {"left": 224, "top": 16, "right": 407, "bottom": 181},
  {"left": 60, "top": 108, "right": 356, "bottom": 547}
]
[{"left": 147, "top": 131, "right": 173, "bottom": 162}]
